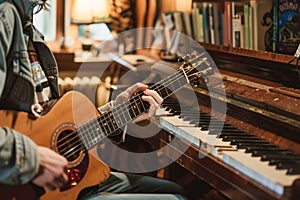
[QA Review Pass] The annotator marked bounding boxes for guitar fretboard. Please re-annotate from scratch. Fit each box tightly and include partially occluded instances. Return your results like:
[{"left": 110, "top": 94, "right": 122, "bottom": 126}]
[
  {"left": 76, "top": 54, "right": 211, "bottom": 150},
  {"left": 78, "top": 69, "right": 188, "bottom": 150}
]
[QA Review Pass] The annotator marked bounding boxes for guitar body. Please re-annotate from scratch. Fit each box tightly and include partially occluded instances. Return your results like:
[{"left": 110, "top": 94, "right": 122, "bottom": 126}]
[
  {"left": 0, "top": 53, "right": 211, "bottom": 199},
  {"left": 0, "top": 91, "right": 110, "bottom": 200}
]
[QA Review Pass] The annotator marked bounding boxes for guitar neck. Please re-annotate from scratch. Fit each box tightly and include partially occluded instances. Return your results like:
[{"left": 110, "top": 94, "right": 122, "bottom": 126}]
[
  {"left": 115, "top": 69, "right": 188, "bottom": 123},
  {"left": 77, "top": 54, "right": 211, "bottom": 150},
  {"left": 78, "top": 69, "right": 188, "bottom": 150}
]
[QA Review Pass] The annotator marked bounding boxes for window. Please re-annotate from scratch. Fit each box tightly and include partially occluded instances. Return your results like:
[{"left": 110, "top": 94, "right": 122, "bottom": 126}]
[{"left": 33, "top": 0, "right": 57, "bottom": 41}]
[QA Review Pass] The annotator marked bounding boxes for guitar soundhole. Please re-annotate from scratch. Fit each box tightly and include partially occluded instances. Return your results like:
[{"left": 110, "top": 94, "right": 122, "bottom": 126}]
[
  {"left": 52, "top": 124, "right": 89, "bottom": 191},
  {"left": 52, "top": 123, "right": 86, "bottom": 166},
  {"left": 56, "top": 129, "right": 84, "bottom": 163}
]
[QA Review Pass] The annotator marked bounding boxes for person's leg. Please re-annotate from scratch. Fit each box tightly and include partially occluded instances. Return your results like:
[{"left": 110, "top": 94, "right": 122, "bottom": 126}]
[
  {"left": 78, "top": 172, "right": 187, "bottom": 200},
  {"left": 85, "top": 193, "right": 186, "bottom": 200}
]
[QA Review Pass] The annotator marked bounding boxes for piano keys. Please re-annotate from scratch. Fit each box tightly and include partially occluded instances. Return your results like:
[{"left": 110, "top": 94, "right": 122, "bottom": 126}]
[
  {"left": 156, "top": 98, "right": 300, "bottom": 197},
  {"left": 119, "top": 46, "right": 300, "bottom": 199}
]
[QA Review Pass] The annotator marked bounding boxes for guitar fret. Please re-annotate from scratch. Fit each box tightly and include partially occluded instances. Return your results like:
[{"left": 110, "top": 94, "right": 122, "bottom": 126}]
[
  {"left": 159, "top": 86, "right": 169, "bottom": 98},
  {"left": 115, "top": 108, "right": 126, "bottom": 126},
  {"left": 77, "top": 126, "right": 88, "bottom": 149},
  {"left": 77, "top": 65, "right": 195, "bottom": 150},
  {"left": 110, "top": 113, "right": 120, "bottom": 131},
  {"left": 170, "top": 82, "right": 176, "bottom": 93},
  {"left": 106, "top": 112, "right": 118, "bottom": 132},
  {"left": 113, "top": 103, "right": 131, "bottom": 127},
  {"left": 138, "top": 95, "right": 147, "bottom": 112},
  {"left": 99, "top": 115, "right": 110, "bottom": 136},
  {"left": 123, "top": 104, "right": 132, "bottom": 123},
  {"left": 85, "top": 122, "right": 93, "bottom": 148},
  {"left": 129, "top": 97, "right": 141, "bottom": 118}
]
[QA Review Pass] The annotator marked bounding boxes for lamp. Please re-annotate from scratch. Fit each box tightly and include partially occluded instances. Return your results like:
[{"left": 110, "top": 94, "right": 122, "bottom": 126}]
[{"left": 71, "top": 0, "right": 111, "bottom": 51}]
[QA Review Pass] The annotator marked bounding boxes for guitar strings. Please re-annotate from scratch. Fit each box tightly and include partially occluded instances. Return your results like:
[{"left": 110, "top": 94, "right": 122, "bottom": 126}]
[
  {"left": 54, "top": 63, "right": 199, "bottom": 161},
  {"left": 55, "top": 65, "right": 193, "bottom": 158}
]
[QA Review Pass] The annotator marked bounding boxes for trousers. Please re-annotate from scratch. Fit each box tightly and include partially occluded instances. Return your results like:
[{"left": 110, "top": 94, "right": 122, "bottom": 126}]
[{"left": 78, "top": 172, "right": 187, "bottom": 200}]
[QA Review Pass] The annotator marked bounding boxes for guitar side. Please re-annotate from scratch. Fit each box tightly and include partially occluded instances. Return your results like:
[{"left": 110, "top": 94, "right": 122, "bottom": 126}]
[{"left": 0, "top": 91, "right": 110, "bottom": 200}]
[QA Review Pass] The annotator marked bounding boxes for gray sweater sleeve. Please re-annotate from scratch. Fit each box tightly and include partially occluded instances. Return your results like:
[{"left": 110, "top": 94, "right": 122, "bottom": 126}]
[{"left": 0, "top": 127, "right": 39, "bottom": 185}]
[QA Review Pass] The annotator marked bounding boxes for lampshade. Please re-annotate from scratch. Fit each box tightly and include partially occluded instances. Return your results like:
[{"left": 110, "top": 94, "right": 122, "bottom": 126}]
[
  {"left": 161, "top": 0, "right": 192, "bottom": 12},
  {"left": 71, "top": 0, "right": 111, "bottom": 24}
]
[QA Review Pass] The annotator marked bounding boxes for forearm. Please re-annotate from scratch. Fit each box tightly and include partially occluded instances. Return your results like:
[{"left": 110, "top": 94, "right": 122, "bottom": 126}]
[{"left": 0, "top": 127, "right": 39, "bottom": 185}]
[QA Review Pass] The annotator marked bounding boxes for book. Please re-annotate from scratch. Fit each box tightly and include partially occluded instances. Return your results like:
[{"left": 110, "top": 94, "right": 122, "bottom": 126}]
[
  {"left": 232, "top": 2, "right": 245, "bottom": 48},
  {"left": 212, "top": 2, "right": 223, "bottom": 45},
  {"left": 192, "top": 3, "right": 204, "bottom": 42},
  {"left": 250, "top": 0, "right": 273, "bottom": 51},
  {"left": 173, "top": 11, "right": 184, "bottom": 33},
  {"left": 182, "top": 11, "right": 193, "bottom": 37},
  {"left": 248, "top": 5, "right": 254, "bottom": 49},
  {"left": 277, "top": 0, "right": 300, "bottom": 55},
  {"left": 273, "top": 0, "right": 279, "bottom": 52},
  {"left": 208, "top": 3, "right": 215, "bottom": 44},
  {"left": 202, "top": 3, "right": 210, "bottom": 43},
  {"left": 224, "top": 1, "right": 233, "bottom": 46},
  {"left": 232, "top": 14, "right": 244, "bottom": 48},
  {"left": 244, "top": 2, "right": 250, "bottom": 48}
]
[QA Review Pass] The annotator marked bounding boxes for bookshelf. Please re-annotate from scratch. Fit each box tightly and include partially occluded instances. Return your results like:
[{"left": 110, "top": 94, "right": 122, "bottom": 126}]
[
  {"left": 157, "top": 0, "right": 300, "bottom": 87},
  {"left": 189, "top": 0, "right": 300, "bottom": 55}
]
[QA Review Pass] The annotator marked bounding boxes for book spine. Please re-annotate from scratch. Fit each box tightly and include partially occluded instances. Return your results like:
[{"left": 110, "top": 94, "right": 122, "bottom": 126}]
[
  {"left": 244, "top": 3, "right": 250, "bottom": 49},
  {"left": 224, "top": 1, "right": 232, "bottom": 46},
  {"left": 248, "top": 5, "right": 254, "bottom": 49},
  {"left": 272, "top": 0, "right": 279, "bottom": 52},
  {"left": 250, "top": 0, "right": 258, "bottom": 50},
  {"left": 232, "top": 15, "right": 242, "bottom": 48},
  {"left": 202, "top": 3, "right": 210, "bottom": 43},
  {"left": 277, "top": 0, "right": 300, "bottom": 55},
  {"left": 208, "top": 3, "right": 215, "bottom": 44}
]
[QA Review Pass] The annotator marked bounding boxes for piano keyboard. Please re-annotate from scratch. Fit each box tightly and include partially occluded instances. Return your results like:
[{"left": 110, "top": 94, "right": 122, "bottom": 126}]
[{"left": 156, "top": 99, "right": 300, "bottom": 196}]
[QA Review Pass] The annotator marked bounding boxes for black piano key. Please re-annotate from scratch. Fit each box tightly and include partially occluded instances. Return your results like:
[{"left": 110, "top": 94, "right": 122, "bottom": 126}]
[
  {"left": 192, "top": 117, "right": 216, "bottom": 124},
  {"left": 218, "top": 130, "right": 248, "bottom": 136},
  {"left": 251, "top": 149, "right": 293, "bottom": 157},
  {"left": 222, "top": 135, "right": 260, "bottom": 142},
  {"left": 180, "top": 113, "right": 207, "bottom": 120},
  {"left": 236, "top": 143, "right": 276, "bottom": 149},
  {"left": 209, "top": 131, "right": 236, "bottom": 136},
  {"left": 276, "top": 162, "right": 300, "bottom": 170},
  {"left": 287, "top": 168, "right": 300, "bottom": 175},
  {"left": 189, "top": 119, "right": 218, "bottom": 125},
  {"left": 209, "top": 128, "right": 244, "bottom": 135},
  {"left": 268, "top": 156, "right": 300, "bottom": 165},
  {"left": 201, "top": 126, "right": 209, "bottom": 131},
  {"left": 230, "top": 139, "right": 269, "bottom": 146},
  {"left": 161, "top": 99, "right": 300, "bottom": 179},
  {"left": 179, "top": 110, "right": 208, "bottom": 116},
  {"left": 261, "top": 154, "right": 300, "bottom": 162},
  {"left": 245, "top": 146, "right": 285, "bottom": 153},
  {"left": 201, "top": 123, "right": 230, "bottom": 130}
]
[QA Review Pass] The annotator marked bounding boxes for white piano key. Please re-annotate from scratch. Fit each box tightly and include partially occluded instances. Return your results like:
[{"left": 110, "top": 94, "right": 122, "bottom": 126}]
[
  {"left": 160, "top": 115, "right": 236, "bottom": 157},
  {"left": 157, "top": 104, "right": 300, "bottom": 197},
  {"left": 159, "top": 115, "right": 200, "bottom": 146},
  {"left": 222, "top": 150, "right": 300, "bottom": 196},
  {"left": 160, "top": 115, "right": 196, "bottom": 127},
  {"left": 179, "top": 127, "right": 235, "bottom": 158}
]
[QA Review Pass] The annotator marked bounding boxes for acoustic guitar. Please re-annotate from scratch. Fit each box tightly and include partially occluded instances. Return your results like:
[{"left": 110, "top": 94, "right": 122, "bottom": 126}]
[{"left": 0, "top": 55, "right": 212, "bottom": 199}]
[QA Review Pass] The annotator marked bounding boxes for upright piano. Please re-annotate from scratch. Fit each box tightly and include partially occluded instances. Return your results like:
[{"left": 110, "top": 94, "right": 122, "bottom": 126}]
[{"left": 132, "top": 44, "right": 300, "bottom": 200}]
